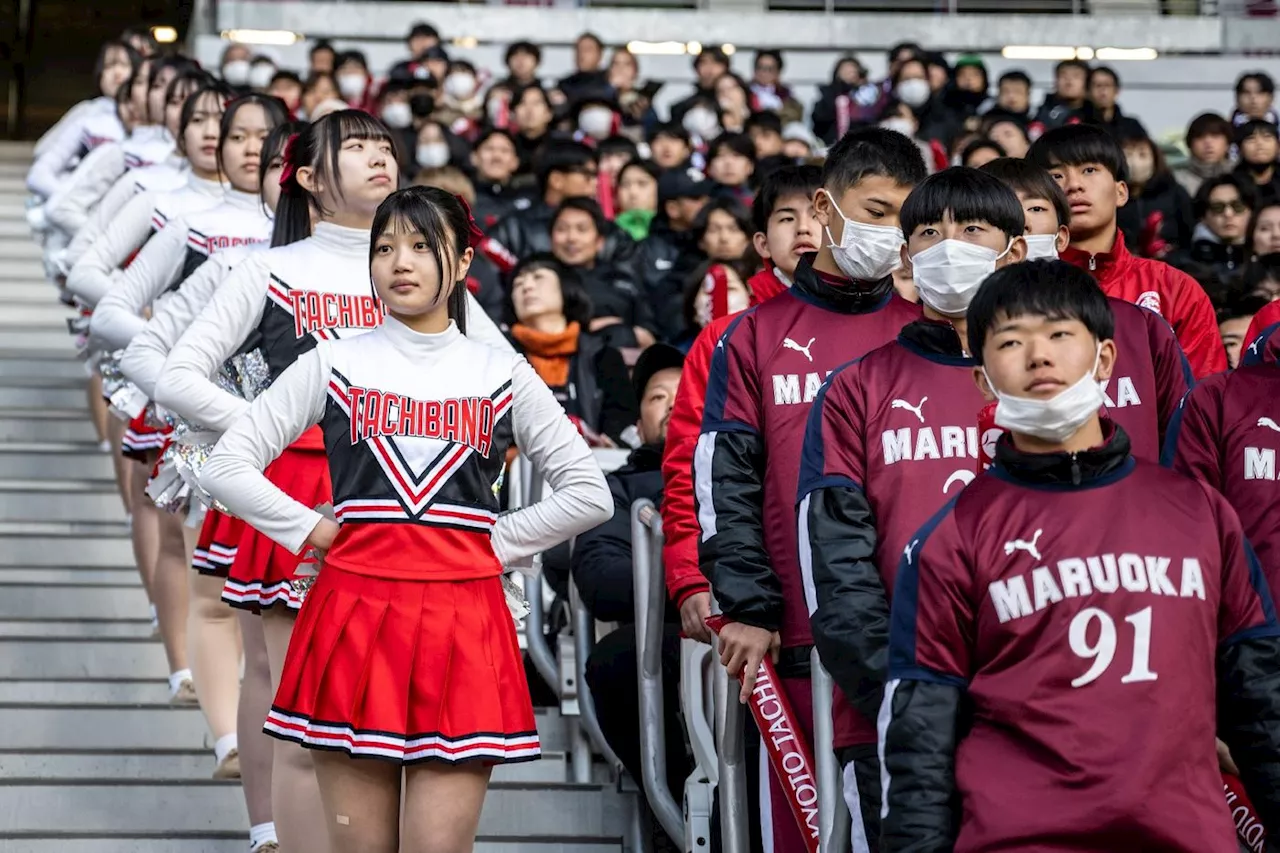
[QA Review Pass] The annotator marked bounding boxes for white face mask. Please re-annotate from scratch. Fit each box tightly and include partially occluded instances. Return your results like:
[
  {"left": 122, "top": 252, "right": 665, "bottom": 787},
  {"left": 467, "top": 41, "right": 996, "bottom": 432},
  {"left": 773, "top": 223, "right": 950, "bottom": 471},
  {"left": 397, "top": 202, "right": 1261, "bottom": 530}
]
[
  {"left": 879, "top": 117, "right": 916, "bottom": 137},
  {"left": 578, "top": 107, "right": 614, "bottom": 140},
  {"left": 1023, "top": 233, "right": 1060, "bottom": 261},
  {"left": 896, "top": 78, "right": 931, "bottom": 108},
  {"left": 381, "top": 102, "right": 413, "bottom": 129},
  {"left": 222, "top": 60, "right": 250, "bottom": 87},
  {"left": 248, "top": 64, "right": 276, "bottom": 90},
  {"left": 337, "top": 73, "right": 366, "bottom": 99},
  {"left": 416, "top": 142, "right": 451, "bottom": 168},
  {"left": 983, "top": 346, "right": 1106, "bottom": 444},
  {"left": 444, "top": 73, "right": 476, "bottom": 100},
  {"left": 821, "top": 189, "right": 903, "bottom": 282},
  {"left": 683, "top": 107, "right": 720, "bottom": 139},
  {"left": 911, "top": 238, "right": 1013, "bottom": 317}
]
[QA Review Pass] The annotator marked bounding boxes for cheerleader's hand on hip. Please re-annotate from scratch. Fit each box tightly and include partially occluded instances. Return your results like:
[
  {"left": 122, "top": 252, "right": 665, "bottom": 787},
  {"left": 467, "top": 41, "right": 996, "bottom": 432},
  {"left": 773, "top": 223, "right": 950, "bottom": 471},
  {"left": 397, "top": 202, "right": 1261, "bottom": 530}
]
[{"left": 305, "top": 516, "right": 340, "bottom": 567}]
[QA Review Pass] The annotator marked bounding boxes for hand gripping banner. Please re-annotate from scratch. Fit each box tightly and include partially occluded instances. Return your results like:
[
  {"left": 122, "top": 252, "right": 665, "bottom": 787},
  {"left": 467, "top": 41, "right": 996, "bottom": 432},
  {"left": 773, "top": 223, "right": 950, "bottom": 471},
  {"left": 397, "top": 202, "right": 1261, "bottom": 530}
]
[{"left": 1223, "top": 772, "right": 1266, "bottom": 852}]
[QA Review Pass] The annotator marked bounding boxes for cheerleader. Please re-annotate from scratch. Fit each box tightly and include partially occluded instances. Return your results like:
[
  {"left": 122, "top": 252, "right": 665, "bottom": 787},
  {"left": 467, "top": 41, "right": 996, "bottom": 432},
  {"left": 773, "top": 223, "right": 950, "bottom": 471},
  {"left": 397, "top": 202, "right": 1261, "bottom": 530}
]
[
  {"left": 157, "top": 110, "right": 484, "bottom": 852},
  {"left": 201, "top": 186, "right": 611, "bottom": 853}
]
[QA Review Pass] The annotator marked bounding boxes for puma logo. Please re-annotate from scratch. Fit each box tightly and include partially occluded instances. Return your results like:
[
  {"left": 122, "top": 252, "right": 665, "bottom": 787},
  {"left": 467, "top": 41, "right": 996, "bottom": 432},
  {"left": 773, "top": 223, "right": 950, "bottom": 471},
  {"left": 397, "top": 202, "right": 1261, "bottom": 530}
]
[
  {"left": 891, "top": 396, "right": 927, "bottom": 423},
  {"left": 1250, "top": 338, "right": 1263, "bottom": 356},
  {"left": 903, "top": 538, "right": 919, "bottom": 563},
  {"left": 1004, "top": 529, "right": 1043, "bottom": 561},
  {"left": 1258, "top": 417, "right": 1280, "bottom": 433},
  {"left": 783, "top": 337, "right": 815, "bottom": 362}
]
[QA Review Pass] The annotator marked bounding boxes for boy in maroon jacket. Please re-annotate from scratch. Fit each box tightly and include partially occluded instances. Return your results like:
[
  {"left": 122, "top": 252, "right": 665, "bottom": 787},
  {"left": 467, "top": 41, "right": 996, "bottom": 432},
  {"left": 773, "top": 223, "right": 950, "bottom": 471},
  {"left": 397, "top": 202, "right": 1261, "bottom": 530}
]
[{"left": 881, "top": 260, "right": 1280, "bottom": 852}]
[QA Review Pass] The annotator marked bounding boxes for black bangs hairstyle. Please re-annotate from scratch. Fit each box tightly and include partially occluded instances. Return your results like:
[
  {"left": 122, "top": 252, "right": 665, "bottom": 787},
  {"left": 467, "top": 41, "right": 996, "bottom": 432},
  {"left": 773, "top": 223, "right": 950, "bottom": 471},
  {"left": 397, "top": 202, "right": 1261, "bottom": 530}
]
[
  {"left": 217, "top": 94, "right": 289, "bottom": 178},
  {"left": 507, "top": 253, "right": 593, "bottom": 327},
  {"left": 752, "top": 163, "right": 822, "bottom": 233},
  {"left": 369, "top": 187, "right": 474, "bottom": 335},
  {"left": 176, "top": 82, "right": 234, "bottom": 156},
  {"left": 821, "top": 125, "right": 927, "bottom": 196},
  {"left": 980, "top": 157, "right": 1071, "bottom": 228},
  {"left": 961, "top": 138, "right": 1006, "bottom": 167},
  {"left": 966, "top": 259, "right": 1115, "bottom": 363},
  {"left": 274, "top": 109, "right": 397, "bottom": 247},
  {"left": 1028, "top": 122, "right": 1128, "bottom": 183},
  {"left": 164, "top": 68, "right": 216, "bottom": 126},
  {"left": 708, "top": 132, "right": 757, "bottom": 164},
  {"left": 551, "top": 197, "right": 607, "bottom": 236},
  {"left": 95, "top": 40, "right": 141, "bottom": 95},
  {"left": 693, "top": 196, "right": 753, "bottom": 245},
  {"left": 1193, "top": 173, "right": 1258, "bottom": 222},
  {"left": 618, "top": 158, "right": 661, "bottom": 191},
  {"left": 150, "top": 55, "right": 199, "bottom": 95},
  {"left": 900, "top": 166, "right": 1025, "bottom": 240}
]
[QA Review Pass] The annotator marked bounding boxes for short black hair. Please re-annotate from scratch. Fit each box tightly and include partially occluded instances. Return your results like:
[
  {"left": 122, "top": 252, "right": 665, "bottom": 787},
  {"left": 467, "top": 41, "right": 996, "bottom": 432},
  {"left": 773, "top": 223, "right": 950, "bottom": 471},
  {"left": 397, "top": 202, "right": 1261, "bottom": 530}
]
[
  {"left": 1054, "top": 58, "right": 1091, "bottom": 78},
  {"left": 508, "top": 253, "right": 593, "bottom": 326},
  {"left": 900, "top": 167, "right": 1025, "bottom": 241},
  {"left": 552, "top": 196, "right": 607, "bottom": 236},
  {"left": 1186, "top": 112, "right": 1234, "bottom": 147},
  {"left": 966, "top": 260, "right": 1115, "bottom": 363},
  {"left": 536, "top": 140, "right": 597, "bottom": 193},
  {"left": 576, "top": 31, "right": 604, "bottom": 50},
  {"left": 708, "top": 132, "right": 757, "bottom": 164},
  {"left": 888, "top": 42, "right": 922, "bottom": 63},
  {"left": 694, "top": 46, "right": 729, "bottom": 70},
  {"left": 821, "top": 125, "right": 927, "bottom": 196},
  {"left": 752, "top": 163, "right": 822, "bottom": 233},
  {"left": 1194, "top": 173, "right": 1258, "bottom": 221},
  {"left": 980, "top": 157, "right": 1071, "bottom": 228},
  {"left": 648, "top": 121, "right": 691, "bottom": 146},
  {"left": 961, "top": 138, "right": 1006, "bottom": 167},
  {"left": 693, "top": 196, "right": 752, "bottom": 246},
  {"left": 598, "top": 135, "right": 639, "bottom": 161},
  {"left": 755, "top": 49, "right": 784, "bottom": 71},
  {"left": 270, "top": 70, "right": 303, "bottom": 89},
  {"left": 1237, "top": 71, "right": 1276, "bottom": 96},
  {"left": 1089, "top": 65, "right": 1120, "bottom": 89},
  {"left": 310, "top": 40, "right": 336, "bottom": 60},
  {"left": 745, "top": 111, "right": 783, "bottom": 136},
  {"left": 506, "top": 41, "right": 541, "bottom": 65},
  {"left": 1236, "top": 118, "right": 1279, "bottom": 146},
  {"left": 1029, "top": 122, "right": 1127, "bottom": 182},
  {"left": 408, "top": 22, "right": 439, "bottom": 43},
  {"left": 1218, "top": 290, "right": 1270, "bottom": 325},
  {"left": 474, "top": 127, "right": 517, "bottom": 152},
  {"left": 998, "top": 70, "right": 1032, "bottom": 90},
  {"left": 1245, "top": 253, "right": 1280, "bottom": 292}
]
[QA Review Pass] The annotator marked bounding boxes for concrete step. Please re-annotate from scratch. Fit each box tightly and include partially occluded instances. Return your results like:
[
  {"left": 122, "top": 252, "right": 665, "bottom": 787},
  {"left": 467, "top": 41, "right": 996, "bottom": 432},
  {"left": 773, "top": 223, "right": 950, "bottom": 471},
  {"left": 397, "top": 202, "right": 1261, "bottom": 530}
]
[
  {"left": 0, "top": 263, "right": 47, "bottom": 282},
  {"left": 0, "top": 567, "right": 139, "bottom": 586},
  {"left": 0, "top": 587, "right": 148, "bottom": 622},
  {"left": 0, "top": 490, "right": 125, "bottom": 521},
  {"left": 0, "top": 452, "right": 115, "bottom": 481},
  {"left": 0, "top": 385, "right": 93, "bottom": 409},
  {"left": 0, "top": 327, "right": 83, "bottom": 350},
  {"left": 0, "top": 218, "right": 33, "bottom": 238},
  {"left": 0, "top": 535, "right": 134, "bottom": 567},
  {"left": 0, "top": 238, "right": 42, "bottom": 260},
  {"left": 0, "top": 621, "right": 151, "bottom": 638},
  {"left": 0, "top": 415, "right": 102, "bottom": 443},
  {"left": 0, "top": 356, "right": 90, "bottom": 381},
  {"left": 0, "top": 305, "right": 81, "bottom": 326}
]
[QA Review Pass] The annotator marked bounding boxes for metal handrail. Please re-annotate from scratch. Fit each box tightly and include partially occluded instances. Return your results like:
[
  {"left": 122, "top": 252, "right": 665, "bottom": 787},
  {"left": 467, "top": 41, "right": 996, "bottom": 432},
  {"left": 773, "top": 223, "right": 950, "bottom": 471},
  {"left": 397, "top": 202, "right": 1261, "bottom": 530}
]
[
  {"left": 570, "top": 575, "right": 624, "bottom": 770},
  {"left": 681, "top": 641, "right": 719, "bottom": 787},
  {"left": 812, "top": 652, "right": 852, "bottom": 853},
  {"left": 512, "top": 456, "right": 559, "bottom": 693},
  {"left": 712, "top": 595, "right": 750, "bottom": 853},
  {"left": 632, "top": 498, "right": 685, "bottom": 843}
]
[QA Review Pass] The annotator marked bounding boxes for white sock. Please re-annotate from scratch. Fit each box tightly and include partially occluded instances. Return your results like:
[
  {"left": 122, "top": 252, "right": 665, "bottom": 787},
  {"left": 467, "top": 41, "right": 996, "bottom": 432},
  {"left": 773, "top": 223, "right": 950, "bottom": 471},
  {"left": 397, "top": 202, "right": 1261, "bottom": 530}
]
[
  {"left": 98, "top": 439, "right": 111, "bottom": 453},
  {"left": 149, "top": 603, "right": 157, "bottom": 624},
  {"left": 214, "top": 733, "right": 238, "bottom": 765},
  {"left": 168, "top": 669, "right": 192, "bottom": 695},
  {"left": 250, "top": 822, "right": 278, "bottom": 850}
]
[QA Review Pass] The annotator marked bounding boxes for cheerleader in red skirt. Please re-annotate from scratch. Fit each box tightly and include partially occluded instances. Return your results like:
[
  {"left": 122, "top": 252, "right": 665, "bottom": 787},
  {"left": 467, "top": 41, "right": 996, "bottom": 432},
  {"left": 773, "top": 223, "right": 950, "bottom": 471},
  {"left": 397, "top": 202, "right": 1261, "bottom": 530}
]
[{"left": 202, "top": 186, "right": 611, "bottom": 853}]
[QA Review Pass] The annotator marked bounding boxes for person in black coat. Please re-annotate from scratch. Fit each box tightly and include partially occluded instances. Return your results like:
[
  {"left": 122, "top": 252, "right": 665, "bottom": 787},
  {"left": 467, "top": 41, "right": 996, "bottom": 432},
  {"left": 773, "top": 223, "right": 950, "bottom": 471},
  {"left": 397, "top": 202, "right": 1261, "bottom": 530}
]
[
  {"left": 1119, "top": 131, "right": 1194, "bottom": 258},
  {"left": 637, "top": 168, "right": 714, "bottom": 341},
  {"left": 572, "top": 344, "right": 691, "bottom": 839},
  {"left": 468, "top": 128, "right": 537, "bottom": 231}
]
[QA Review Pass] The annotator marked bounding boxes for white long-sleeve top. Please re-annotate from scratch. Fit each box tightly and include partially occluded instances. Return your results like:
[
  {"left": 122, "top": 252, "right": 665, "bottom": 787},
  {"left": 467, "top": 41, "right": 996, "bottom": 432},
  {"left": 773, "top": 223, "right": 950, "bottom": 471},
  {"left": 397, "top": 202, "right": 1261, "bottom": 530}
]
[
  {"left": 92, "top": 189, "right": 270, "bottom": 350},
  {"left": 120, "top": 245, "right": 256, "bottom": 400},
  {"left": 67, "top": 172, "right": 222, "bottom": 309},
  {"left": 59, "top": 155, "right": 188, "bottom": 277},
  {"left": 157, "top": 221, "right": 512, "bottom": 435},
  {"left": 27, "top": 110, "right": 124, "bottom": 199},
  {"left": 44, "top": 126, "right": 173, "bottom": 238},
  {"left": 33, "top": 97, "right": 114, "bottom": 157},
  {"left": 201, "top": 316, "right": 612, "bottom": 571}
]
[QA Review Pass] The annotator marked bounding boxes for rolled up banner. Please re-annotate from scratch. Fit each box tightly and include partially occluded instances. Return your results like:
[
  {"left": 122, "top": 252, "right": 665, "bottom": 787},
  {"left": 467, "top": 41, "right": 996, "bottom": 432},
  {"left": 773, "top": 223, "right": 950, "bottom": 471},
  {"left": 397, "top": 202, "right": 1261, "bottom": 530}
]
[
  {"left": 1223, "top": 772, "right": 1266, "bottom": 852},
  {"left": 705, "top": 616, "right": 820, "bottom": 853}
]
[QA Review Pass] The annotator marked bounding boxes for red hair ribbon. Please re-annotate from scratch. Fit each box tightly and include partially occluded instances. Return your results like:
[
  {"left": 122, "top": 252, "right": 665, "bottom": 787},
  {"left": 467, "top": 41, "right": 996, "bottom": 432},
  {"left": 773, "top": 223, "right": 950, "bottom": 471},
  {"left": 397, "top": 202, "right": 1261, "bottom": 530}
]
[
  {"left": 454, "top": 194, "right": 486, "bottom": 251},
  {"left": 704, "top": 263, "right": 731, "bottom": 321},
  {"left": 277, "top": 133, "right": 301, "bottom": 189}
]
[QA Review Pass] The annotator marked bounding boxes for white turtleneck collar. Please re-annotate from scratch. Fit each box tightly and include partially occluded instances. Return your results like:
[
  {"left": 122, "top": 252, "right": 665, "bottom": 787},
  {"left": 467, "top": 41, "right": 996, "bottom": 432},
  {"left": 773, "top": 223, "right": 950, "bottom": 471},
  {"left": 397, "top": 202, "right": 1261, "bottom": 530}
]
[
  {"left": 131, "top": 125, "right": 164, "bottom": 142},
  {"left": 310, "top": 221, "right": 371, "bottom": 256},
  {"left": 223, "top": 188, "right": 261, "bottom": 210},
  {"left": 381, "top": 315, "right": 463, "bottom": 356},
  {"left": 187, "top": 172, "right": 225, "bottom": 198}
]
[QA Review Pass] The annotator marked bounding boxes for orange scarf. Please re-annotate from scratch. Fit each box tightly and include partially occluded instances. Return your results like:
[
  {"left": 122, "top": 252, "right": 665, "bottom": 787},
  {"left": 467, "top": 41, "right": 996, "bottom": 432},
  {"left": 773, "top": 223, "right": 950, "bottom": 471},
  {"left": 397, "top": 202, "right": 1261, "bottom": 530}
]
[{"left": 510, "top": 322, "right": 579, "bottom": 387}]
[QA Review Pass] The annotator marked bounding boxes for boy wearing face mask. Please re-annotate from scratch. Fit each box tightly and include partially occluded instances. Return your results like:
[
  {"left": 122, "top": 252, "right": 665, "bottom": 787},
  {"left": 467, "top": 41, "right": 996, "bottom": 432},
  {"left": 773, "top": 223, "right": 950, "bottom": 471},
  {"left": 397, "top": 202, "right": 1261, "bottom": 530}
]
[
  {"left": 694, "top": 128, "right": 923, "bottom": 853},
  {"left": 880, "top": 259, "right": 1280, "bottom": 853},
  {"left": 981, "top": 156, "right": 1192, "bottom": 462},
  {"left": 795, "top": 167, "right": 1024, "bottom": 850}
]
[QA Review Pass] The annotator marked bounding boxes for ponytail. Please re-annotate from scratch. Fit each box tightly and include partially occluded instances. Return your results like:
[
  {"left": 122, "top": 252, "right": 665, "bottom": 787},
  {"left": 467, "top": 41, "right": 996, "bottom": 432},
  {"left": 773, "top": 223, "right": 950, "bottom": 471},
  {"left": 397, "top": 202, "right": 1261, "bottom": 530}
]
[{"left": 272, "top": 130, "right": 312, "bottom": 247}]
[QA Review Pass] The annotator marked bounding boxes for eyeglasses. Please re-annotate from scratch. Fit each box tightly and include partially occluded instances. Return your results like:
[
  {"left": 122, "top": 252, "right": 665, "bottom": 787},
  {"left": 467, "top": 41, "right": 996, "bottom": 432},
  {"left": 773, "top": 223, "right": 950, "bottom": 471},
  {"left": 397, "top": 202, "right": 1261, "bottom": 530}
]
[{"left": 1209, "top": 200, "right": 1248, "bottom": 215}]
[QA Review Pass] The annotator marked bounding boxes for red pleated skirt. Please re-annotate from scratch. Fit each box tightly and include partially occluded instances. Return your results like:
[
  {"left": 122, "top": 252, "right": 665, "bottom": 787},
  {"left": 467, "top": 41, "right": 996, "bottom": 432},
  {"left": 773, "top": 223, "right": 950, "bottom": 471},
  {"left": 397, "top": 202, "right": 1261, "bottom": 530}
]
[
  {"left": 192, "top": 508, "right": 244, "bottom": 577},
  {"left": 222, "top": 443, "right": 331, "bottom": 612},
  {"left": 121, "top": 410, "right": 170, "bottom": 463},
  {"left": 263, "top": 566, "right": 540, "bottom": 766}
]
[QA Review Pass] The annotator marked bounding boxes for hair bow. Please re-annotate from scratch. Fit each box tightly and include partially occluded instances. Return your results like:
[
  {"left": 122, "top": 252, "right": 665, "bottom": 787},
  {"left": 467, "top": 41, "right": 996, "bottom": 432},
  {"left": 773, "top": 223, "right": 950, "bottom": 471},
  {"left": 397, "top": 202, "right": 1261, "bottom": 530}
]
[
  {"left": 278, "top": 132, "right": 301, "bottom": 188},
  {"left": 454, "top": 193, "right": 486, "bottom": 250}
]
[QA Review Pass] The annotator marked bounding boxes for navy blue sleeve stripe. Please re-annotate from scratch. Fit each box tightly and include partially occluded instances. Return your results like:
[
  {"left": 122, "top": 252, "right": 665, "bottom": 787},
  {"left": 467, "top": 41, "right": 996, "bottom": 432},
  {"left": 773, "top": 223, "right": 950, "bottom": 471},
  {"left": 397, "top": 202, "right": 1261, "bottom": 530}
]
[
  {"left": 1245, "top": 537, "right": 1279, "bottom": 627},
  {"left": 892, "top": 665, "right": 968, "bottom": 689},
  {"left": 1159, "top": 391, "right": 1191, "bottom": 469},
  {"left": 700, "top": 311, "right": 753, "bottom": 430},
  {"left": 1241, "top": 322, "right": 1280, "bottom": 368},
  {"left": 795, "top": 357, "right": 863, "bottom": 506},
  {"left": 795, "top": 474, "right": 863, "bottom": 505},
  {"left": 887, "top": 494, "right": 962, "bottom": 681},
  {"left": 701, "top": 418, "right": 758, "bottom": 436}
]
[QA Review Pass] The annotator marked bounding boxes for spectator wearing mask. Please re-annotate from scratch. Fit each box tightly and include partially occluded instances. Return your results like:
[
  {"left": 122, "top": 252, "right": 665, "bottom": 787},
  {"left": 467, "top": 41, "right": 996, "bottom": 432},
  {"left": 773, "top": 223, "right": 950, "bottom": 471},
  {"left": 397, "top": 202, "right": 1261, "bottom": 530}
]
[
  {"left": 715, "top": 73, "right": 753, "bottom": 135},
  {"left": 549, "top": 198, "right": 653, "bottom": 348},
  {"left": 571, "top": 91, "right": 622, "bottom": 143},
  {"left": 607, "top": 48, "right": 658, "bottom": 133},
  {"left": 559, "top": 32, "right": 609, "bottom": 101},
  {"left": 419, "top": 45, "right": 451, "bottom": 92},
  {"left": 573, "top": 343, "right": 690, "bottom": 836},
  {"left": 811, "top": 55, "right": 878, "bottom": 145},
  {"left": 501, "top": 41, "right": 542, "bottom": 90},
  {"left": 218, "top": 43, "right": 252, "bottom": 89},
  {"left": 750, "top": 49, "right": 803, "bottom": 125},
  {"left": 308, "top": 39, "right": 336, "bottom": 77},
  {"left": 679, "top": 94, "right": 723, "bottom": 144},
  {"left": 670, "top": 46, "right": 731, "bottom": 126},
  {"left": 615, "top": 159, "right": 659, "bottom": 241},
  {"left": 1249, "top": 200, "right": 1280, "bottom": 258},
  {"left": 707, "top": 133, "right": 756, "bottom": 207},
  {"left": 506, "top": 254, "right": 637, "bottom": 446},
  {"left": 1120, "top": 131, "right": 1194, "bottom": 259},
  {"left": 436, "top": 60, "right": 485, "bottom": 137},
  {"left": 637, "top": 167, "right": 712, "bottom": 340},
  {"left": 648, "top": 123, "right": 693, "bottom": 170},
  {"left": 982, "top": 111, "right": 1031, "bottom": 158},
  {"left": 1235, "top": 119, "right": 1280, "bottom": 206},
  {"left": 374, "top": 80, "right": 417, "bottom": 169},
  {"left": 1218, "top": 292, "right": 1270, "bottom": 368},
  {"left": 676, "top": 257, "right": 758, "bottom": 350},
  {"left": 1233, "top": 71, "right": 1278, "bottom": 126},
  {"left": 1083, "top": 66, "right": 1147, "bottom": 139},
  {"left": 413, "top": 119, "right": 463, "bottom": 173},
  {"left": 1175, "top": 112, "right": 1237, "bottom": 197},
  {"left": 1035, "top": 58, "right": 1090, "bottom": 130},
  {"left": 1183, "top": 174, "right": 1256, "bottom": 283},
  {"left": 512, "top": 85, "right": 556, "bottom": 173},
  {"left": 993, "top": 70, "right": 1033, "bottom": 122},
  {"left": 879, "top": 98, "right": 947, "bottom": 174},
  {"left": 470, "top": 128, "right": 535, "bottom": 230},
  {"left": 247, "top": 56, "right": 277, "bottom": 93},
  {"left": 889, "top": 56, "right": 957, "bottom": 145},
  {"left": 386, "top": 22, "right": 440, "bottom": 83},
  {"left": 334, "top": 50, "right": 374, "bottom": 112},
  {"left": 300, "top": 72, "right": 340, "bottom": 120}
]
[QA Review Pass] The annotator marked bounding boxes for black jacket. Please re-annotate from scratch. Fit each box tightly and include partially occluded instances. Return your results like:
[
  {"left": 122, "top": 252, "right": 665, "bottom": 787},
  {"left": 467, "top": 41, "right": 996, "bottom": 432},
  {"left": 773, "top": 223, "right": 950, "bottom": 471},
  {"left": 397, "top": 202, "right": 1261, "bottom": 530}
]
[
  {"left": 489, "top": 201, "right": 638, "bottom": 272},
  {"left": 636, "top": 216, "right": 703, "bottom": 341},
  {"left": 1082, "top": 102, "right": 1148, "bottom": 140},
  {"left": 570, "top": 444, "right": 672, "bottom": 624},
  {"left": 1118, "top": 171, "right": 1194, "bottom": 258},
  {"left": 668, "top": 84, "right": 717, "bottom": 125},
  {"left": 472, "top": 179, "right": 537, "bottom": 233},
  {"left": 1173, "top": 223, "right": 1250, "bottom": 283},
  {"left": 1033, "top": 93, "right": 1086, "bottom": 131},
  {"left": 578, "top": 262, "right": 656, "bottom": 344}
]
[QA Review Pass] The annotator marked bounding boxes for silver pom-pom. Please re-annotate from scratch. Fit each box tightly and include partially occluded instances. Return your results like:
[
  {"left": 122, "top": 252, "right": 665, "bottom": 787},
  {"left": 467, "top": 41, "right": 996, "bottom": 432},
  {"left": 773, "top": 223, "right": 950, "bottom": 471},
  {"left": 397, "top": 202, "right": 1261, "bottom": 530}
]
[
  {"left": 146, "top": 449, "right": 191, "bottom": 514},
  {"left": 502, "top": 573, "right": 531, "bottom": 622}
]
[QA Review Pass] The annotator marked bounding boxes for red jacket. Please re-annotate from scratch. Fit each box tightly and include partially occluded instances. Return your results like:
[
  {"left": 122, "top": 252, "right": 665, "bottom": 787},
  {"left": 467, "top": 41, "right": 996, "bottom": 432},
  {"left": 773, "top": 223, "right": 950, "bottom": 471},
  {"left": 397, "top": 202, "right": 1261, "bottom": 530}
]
[
  {"left": 660, "top": 266, "right": 788, "bottom": 605},
  {"left": 1062, "top": 230, "right": 1225, "bottom": 379},
  {"left": 1245, "top": 300, "right": 1280, "bottom": 354}
]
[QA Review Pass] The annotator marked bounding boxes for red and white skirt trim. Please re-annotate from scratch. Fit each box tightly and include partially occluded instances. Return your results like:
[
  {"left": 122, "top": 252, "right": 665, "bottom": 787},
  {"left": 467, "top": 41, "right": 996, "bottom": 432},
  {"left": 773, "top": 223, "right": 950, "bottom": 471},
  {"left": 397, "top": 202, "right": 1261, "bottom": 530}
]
[
  {"left": 121, "top": 409, "right": 171, "bottom": 463},
  {"left": 263, "top": 565, "right": 539, "bottom": 766},
  {"left": 193, "top": 508, "right": 244, "bottom": 577},
  {"left": 223, "top": 441, "right": 330, "bottom": 613}
]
